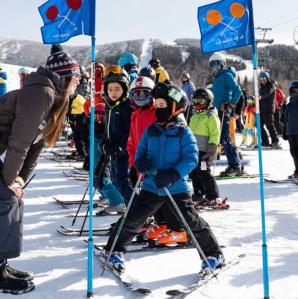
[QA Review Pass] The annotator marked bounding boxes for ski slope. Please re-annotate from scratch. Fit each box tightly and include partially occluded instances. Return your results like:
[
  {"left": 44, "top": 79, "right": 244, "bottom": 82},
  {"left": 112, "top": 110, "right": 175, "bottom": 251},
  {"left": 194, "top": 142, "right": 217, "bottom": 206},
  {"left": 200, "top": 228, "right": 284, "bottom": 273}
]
[{"left": 1, "top": 64, "right": 298, "bottom": 299}]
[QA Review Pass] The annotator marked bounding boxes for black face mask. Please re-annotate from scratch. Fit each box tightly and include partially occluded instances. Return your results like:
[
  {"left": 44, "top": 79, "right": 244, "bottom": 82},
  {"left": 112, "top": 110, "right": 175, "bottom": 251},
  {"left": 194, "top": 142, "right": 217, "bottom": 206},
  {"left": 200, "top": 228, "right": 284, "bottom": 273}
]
[{"left": 155, "top": 107, "right": 172, "bottom": 123}]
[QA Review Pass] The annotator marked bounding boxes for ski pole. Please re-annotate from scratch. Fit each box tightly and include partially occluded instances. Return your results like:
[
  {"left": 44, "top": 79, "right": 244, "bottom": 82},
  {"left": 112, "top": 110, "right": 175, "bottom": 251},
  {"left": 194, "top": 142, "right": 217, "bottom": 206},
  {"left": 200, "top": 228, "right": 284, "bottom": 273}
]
[
  {"left": 101, "top": 174, "right": 142, "bottom": 276},
  {"left": 72, "top": 185, "right": 89, "bottom": 226},
  {"left": 23, "top": 174, "right": 36, "bottom": 189},
  {"left": 78, "top": 157, "right": 109, "bottom": 232},
  {"left": 163, "top": 187, "right": 218, "bottom": 278}
]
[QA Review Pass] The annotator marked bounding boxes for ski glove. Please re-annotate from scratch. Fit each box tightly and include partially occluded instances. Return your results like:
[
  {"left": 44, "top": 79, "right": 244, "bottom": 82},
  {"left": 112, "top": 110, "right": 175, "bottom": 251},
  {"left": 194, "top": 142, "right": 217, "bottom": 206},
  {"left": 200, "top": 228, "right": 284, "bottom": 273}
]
[
  {"left": 135, "top": 157, "right": 151, "bottom": 174},
  {"left": 129, "top": 166, "right": 138, "bottom": 186},
  {"left": 201, "top": 143, "right": 218, "bottom": 164},
  {"left": 154, "top": 169, "right": 180, "bottom": 189}
]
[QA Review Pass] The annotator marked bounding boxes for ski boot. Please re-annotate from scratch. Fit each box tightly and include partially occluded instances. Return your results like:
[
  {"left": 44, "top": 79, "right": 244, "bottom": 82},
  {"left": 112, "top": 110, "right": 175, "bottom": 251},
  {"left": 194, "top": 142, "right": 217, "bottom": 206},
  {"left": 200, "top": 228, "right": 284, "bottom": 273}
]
[
  {"left": 145, "top": 224, "right": 167, "bottom": 240},
  {"left": 157, "top": 230, "right": 188, "bottom": 245},
  {"left": 201, "top": 254, "right": 225, "bottom": 271},
  {"left": 219, "top": 166, "right": 243, "bottom": 177},
  {"left": 108, "top": 252, "right": 125, "bottom": 273}
]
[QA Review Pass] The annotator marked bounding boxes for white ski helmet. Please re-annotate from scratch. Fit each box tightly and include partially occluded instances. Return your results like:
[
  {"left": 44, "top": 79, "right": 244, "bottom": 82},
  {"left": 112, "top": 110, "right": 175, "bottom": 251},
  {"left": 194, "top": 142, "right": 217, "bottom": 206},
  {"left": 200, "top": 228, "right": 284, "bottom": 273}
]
[
  {"left": 209, "top": 52, "right": 226, "bottom": 64},
  {"left": 129, "top": 76, "right": 155, "bottom": 108}
]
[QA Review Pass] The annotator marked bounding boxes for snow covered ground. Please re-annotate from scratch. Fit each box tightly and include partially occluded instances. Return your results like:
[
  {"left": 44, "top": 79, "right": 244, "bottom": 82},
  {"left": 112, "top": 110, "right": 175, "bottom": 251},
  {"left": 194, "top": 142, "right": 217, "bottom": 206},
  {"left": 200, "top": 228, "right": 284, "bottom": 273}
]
[
  {"left": 3, "top": 139, "right": 297, "bottom": 299},
  {"left": 1, "top": 63, "right": 298, "bottom": 299}
]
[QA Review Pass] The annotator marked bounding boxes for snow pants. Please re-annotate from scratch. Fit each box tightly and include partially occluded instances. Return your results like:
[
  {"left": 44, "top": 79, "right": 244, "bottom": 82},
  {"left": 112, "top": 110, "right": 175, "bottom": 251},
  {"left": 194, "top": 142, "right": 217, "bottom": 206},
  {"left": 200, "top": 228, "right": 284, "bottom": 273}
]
[
  {"left": 260, "top": 113, "right": 279, "bottom": 145},
  {"left": 288, "top": 135, "right": 298, "bottom": 173},
  {"left": 190, "top": 152, "right": 220, "bottom": 200},
  {"left": 106, "top": 190, "right": 222, "bottom": 258},
  {"left": 110, "top": 157, "right": 133, "bottom": 206},
  {"left": 0, "top": 163, "right": 23, "bottom": 260},
  {"left": 219, "top": 112, "right": 241, "bottom": 168}
]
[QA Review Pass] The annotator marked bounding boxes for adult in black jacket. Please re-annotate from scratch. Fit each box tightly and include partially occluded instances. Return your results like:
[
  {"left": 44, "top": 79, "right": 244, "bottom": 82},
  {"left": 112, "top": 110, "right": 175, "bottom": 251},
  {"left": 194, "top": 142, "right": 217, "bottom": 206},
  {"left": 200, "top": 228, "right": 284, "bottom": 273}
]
[
  {"left": 0, "top": 44, "right": 81, "bottom": 294},
  {"left": 259, "top": 71, "right": 280, "bottom": 148}
]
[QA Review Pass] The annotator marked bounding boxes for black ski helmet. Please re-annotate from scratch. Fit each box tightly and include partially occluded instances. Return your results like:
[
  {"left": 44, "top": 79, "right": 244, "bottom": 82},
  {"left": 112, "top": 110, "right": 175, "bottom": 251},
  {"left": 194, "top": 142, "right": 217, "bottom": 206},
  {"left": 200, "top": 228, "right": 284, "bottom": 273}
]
[
  {"left": 139, "top": 66, "right": 156, "bottom": 82},
  {"left": 152, "top": 83, "right": 187, "bottom": 116},
  {"left": 148, "top": 58, "right": 161, "bottom": 69}
]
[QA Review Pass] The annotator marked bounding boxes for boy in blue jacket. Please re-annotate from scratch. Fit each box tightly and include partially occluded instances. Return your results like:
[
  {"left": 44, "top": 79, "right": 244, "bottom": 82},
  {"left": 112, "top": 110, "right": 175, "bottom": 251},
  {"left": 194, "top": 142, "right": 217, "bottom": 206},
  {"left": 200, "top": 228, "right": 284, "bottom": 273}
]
[
  {"left": 282, "top": 81, "right": 298, "bottom": 184},
  {"left": 104, "top": 83, "right": 224, "bottom": 273}
]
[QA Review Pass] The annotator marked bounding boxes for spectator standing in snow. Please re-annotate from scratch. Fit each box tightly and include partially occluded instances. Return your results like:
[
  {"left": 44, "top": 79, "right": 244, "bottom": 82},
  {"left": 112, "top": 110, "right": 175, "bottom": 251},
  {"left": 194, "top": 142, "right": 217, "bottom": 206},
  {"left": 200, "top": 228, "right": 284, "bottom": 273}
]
[
  {"left": 274, "top": 82, "right": 286, "bottom": 135},
  {"left": 282, "top": 81, "right": 298, "bottom": 184},
  {"left": 148, "top": 58, "right": 171, "bottom": 84},
  {"left": 259, "top": 71, "right": 281, "bottom": 148},
  {"left": 181, "top": 71, "right": 196, "bottom": 123},
  {"left": 0, "top": 44, "right": 81, "bottom": 294}
]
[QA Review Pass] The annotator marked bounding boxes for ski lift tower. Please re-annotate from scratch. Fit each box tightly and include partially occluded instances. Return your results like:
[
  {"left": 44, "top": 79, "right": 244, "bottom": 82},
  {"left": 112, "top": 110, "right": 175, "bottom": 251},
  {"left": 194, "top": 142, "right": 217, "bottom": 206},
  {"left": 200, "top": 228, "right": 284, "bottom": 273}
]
[{"left": 255, "top": 27, "right": 274, "bottom": 71}]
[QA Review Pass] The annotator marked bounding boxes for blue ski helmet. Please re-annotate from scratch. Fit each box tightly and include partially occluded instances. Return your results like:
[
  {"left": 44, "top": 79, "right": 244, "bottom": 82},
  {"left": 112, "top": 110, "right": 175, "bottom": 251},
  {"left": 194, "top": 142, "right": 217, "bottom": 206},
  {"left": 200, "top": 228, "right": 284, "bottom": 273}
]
[
  {"left": 259, "top": 71, "right": 270, "bottom": 79},
  {"left": 118, "top": 53, "right": 138, "bottom": 67}
]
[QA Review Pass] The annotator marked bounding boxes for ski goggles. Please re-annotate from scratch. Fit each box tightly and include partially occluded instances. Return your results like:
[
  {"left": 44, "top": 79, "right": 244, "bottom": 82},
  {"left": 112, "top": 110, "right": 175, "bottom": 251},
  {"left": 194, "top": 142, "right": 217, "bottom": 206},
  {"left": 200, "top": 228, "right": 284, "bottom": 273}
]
[
  {"left": 192, "top": 97, "right": 208, "bottom": 105},
  {"left": 129, "top": 88, "right": 152, "bottom": 107},
  {"left": 103, "top": 65, "right": 124, "bottom": 78},
  {"left": 210, "top": 60, "right": 222, "bottom": 70}
]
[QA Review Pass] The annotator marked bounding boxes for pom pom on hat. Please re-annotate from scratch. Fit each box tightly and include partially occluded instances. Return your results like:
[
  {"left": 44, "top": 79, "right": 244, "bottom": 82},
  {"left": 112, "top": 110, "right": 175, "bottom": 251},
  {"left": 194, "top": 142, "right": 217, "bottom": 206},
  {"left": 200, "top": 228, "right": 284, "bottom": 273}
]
[{"left": 46, "top": 44, "right": 80, "bottom": 77}]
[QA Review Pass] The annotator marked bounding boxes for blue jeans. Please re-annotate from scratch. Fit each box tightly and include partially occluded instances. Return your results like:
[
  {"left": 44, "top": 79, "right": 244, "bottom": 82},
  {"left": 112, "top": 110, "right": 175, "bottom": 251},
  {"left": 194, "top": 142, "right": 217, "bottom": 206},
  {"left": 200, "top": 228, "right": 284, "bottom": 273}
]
[{"left": 220, "top": 114, "right": 241, "bottom": 168}]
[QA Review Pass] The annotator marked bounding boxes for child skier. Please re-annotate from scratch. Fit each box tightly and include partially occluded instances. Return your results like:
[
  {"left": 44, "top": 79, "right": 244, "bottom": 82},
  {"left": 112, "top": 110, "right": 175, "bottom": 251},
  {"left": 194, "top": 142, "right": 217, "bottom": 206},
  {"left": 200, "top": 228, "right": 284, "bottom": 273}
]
[
  {"left": 240, "top": 96, "right": 257, "bottom": 147},
  {"left": 128, "top": 77, "right": 186, "bottom": 243},
  {"left": 189, "top": 87, "right": 226, "bottom": 208},
  {"left": 104, "top": 83, "right": 224, "bottom": 272},
  {"left": 101, "top": 65, "right": 134, "bottom": 205},
  {"left": 92, "top": 102, "right": 126, "bottom": 215},
  {"left": 282, "top": 81, "right": 298, "bottom": 184}
]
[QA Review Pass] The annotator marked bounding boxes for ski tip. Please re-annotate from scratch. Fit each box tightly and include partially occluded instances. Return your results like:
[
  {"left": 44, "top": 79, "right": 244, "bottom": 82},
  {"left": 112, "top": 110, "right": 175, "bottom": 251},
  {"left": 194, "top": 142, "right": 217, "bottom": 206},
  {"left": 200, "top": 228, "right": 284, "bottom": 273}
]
[
  {"left": 136, "top": 288, "right": 152, "bottom": 295},
  {"left": 166, "top": 290, "right": 183, "bottom": 296}
]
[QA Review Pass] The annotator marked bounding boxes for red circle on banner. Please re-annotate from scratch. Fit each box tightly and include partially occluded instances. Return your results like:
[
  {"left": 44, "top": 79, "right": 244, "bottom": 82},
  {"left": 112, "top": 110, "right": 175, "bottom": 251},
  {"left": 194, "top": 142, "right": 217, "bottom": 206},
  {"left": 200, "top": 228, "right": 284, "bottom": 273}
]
[
  {"left": 66, "top": 0, "right": 82, "bottom": 10},
  {"left": 46, "top": 5, "right": 59, "bottom": 20}
]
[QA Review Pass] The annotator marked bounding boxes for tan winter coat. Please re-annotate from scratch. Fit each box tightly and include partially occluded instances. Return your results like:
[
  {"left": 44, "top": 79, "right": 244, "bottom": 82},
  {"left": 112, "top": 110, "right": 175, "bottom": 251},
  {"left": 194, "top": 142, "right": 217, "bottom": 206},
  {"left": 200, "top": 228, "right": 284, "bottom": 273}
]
[{"left": 0, "top": 67, "right": 62, "bottom": 185}]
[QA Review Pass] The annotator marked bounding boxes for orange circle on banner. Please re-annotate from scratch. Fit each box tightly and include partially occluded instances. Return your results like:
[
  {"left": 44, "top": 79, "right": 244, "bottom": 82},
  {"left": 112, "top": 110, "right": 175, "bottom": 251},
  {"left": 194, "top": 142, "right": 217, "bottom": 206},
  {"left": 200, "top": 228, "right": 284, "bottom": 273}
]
[
  {"left": 230, "top": 3, "right": 245, "bottom": 18},
  {"left": 206, "top": 10, "right": 222, "bottom": 25}
]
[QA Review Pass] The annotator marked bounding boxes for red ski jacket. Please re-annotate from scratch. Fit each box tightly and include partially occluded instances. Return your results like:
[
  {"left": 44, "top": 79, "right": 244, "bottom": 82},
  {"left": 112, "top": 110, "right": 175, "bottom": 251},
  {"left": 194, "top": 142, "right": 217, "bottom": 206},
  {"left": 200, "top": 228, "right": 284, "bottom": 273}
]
[{"left": 127, "top": 105, "right": 156, "bottom": 167}]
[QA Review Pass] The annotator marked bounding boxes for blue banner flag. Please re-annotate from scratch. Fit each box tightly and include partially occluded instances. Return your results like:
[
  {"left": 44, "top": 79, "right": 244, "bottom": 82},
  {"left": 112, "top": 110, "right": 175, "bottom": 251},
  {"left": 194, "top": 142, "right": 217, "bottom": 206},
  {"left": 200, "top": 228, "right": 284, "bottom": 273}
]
[
  {"left": 198, "top": 0, "right": 254, "bottom": 54},
  {"left": 39, "top": 0, "right": 95, "bottom": 44}
]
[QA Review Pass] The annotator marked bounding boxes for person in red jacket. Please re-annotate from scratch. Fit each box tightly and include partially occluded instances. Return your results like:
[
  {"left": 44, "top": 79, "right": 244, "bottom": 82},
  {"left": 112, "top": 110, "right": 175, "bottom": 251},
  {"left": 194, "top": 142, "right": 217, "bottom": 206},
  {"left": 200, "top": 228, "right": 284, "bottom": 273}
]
[
  {"left": 274, "top": 82, "right": 286, "bottom": 135},
  {"left": 127, "top": 76, "right": 156, "bottom": 185}
]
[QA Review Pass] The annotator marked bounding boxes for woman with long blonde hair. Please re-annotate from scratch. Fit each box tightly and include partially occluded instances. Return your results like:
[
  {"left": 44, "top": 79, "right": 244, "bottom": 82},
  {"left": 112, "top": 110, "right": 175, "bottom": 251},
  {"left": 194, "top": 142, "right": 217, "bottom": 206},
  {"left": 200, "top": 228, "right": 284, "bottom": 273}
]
[{"left": 0, "top": 44, "right": 80, "bottom": 294}]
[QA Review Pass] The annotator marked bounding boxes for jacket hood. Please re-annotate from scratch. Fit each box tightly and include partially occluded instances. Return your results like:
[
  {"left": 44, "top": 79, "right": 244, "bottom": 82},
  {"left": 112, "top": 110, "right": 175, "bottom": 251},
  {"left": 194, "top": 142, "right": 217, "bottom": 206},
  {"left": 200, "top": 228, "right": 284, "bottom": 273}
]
[
  {"left": 216, "top": 66, "right": 237, "bottom": 78},
  {"left": 23, "top": 67, "right": 62, "bottom": 92}
]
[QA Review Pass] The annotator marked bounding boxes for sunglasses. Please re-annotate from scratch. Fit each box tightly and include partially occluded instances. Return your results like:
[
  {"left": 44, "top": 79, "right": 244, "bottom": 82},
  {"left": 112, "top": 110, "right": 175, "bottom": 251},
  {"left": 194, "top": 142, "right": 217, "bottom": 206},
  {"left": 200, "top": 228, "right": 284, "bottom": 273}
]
[{"left": 103, "top": 65, "right": 123, "bottom": 78}]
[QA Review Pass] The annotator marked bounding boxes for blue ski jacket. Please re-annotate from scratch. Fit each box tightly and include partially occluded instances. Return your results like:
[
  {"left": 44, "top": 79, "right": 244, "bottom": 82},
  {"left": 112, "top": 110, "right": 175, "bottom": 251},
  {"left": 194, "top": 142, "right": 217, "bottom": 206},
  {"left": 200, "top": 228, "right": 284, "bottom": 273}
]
[
  {"left": 135, "top": 122, "right": 198, "bottom": 196},
  {"left": 211, "top": 67, "right": 242, "bottom": 110}
]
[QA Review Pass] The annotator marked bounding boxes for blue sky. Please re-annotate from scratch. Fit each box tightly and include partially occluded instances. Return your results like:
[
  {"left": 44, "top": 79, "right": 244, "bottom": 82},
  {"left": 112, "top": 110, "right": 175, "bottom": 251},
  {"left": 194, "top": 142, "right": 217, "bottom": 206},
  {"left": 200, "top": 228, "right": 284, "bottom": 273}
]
[{"left": 1, "top": 0, "right": 297, "bottom": 46}]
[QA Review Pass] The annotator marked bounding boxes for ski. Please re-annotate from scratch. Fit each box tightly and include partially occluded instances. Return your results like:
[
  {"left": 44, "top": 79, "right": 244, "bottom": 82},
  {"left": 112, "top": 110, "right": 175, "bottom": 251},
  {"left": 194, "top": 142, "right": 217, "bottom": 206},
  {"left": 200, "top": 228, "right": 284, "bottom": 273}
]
[
  {"left": 166, "top": 253, "right": 246, "bottom": 296},
  {"left": 53, "top": 197, "right": 90, "bottom": 206},
  {"left": 264, "top": 178, "right": 292, "bottom": 184},
  {"left": 94, "top": 247, "right": 152, "bottom": 295},
  {"left": 216, "top": 173, "right": 268, "bottom": 180},
  {"left": 59, "top": 225, "right": 111, "bottom": 234},
  {"left": 67, "top": 210, "right": 123, "bottom": 217},
  {"left": 57, "top": 228, "right": 110, "bottom": 237},
  {"left": 63, "top": 172, "right": 88, "bottom": 181},
  {"left": 195, "top": 197, "right": 230, "bottom": 211}
]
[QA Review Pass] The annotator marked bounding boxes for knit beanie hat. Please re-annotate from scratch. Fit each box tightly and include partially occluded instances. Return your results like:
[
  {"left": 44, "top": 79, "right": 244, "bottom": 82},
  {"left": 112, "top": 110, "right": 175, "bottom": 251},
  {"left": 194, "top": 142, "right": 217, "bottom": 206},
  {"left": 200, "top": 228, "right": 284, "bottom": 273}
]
[{"left": 46, "top": 44, "right": 80, "bottom": 77}]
